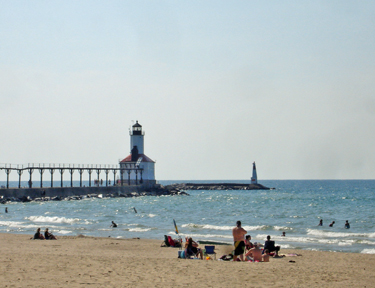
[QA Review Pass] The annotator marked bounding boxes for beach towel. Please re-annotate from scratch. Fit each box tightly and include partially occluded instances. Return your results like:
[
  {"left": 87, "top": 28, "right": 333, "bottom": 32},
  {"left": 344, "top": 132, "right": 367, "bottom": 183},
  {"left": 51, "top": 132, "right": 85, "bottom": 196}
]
[{"left": 167, "top": 236, "right": 175, "bottom": 247}]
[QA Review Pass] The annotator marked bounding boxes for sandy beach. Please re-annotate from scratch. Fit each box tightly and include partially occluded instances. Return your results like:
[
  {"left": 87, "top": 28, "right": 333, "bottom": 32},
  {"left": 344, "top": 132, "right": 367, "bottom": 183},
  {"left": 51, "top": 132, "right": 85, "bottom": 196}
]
[{"left": 0, "top": 233, "right": 374, "bottom": 287}]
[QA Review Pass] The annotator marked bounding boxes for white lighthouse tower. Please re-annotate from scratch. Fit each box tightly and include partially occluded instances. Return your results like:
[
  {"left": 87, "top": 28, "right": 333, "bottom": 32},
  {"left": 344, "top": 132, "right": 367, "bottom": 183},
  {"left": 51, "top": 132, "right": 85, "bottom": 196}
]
[
  {"left": 251, "top": 162, "right": 258, "bottom": 184},
  {"left": 119, "top": 121, "right": 156, "bottom": 185}
]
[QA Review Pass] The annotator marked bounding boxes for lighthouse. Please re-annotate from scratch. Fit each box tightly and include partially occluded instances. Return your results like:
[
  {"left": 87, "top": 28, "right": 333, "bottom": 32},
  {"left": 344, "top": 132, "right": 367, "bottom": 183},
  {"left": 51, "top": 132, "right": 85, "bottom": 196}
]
[
  {"left": 119, "top": 121, "right": 156, "bottom": 185},
  {"left": 251, "top": 162, "right": 257, "bottom": 184}
]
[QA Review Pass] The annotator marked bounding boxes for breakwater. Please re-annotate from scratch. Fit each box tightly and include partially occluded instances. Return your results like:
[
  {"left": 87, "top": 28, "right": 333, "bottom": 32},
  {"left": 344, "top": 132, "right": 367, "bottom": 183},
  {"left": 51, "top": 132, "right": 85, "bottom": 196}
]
[
  {"left": 164, "top": 182, "right": 273, "bottom": 191},
  {"left": 0, "top": 184, "right": 188, "bottom": 204},
  {"left": 0, "top": 182, "right": 271, "bottom": 204}
]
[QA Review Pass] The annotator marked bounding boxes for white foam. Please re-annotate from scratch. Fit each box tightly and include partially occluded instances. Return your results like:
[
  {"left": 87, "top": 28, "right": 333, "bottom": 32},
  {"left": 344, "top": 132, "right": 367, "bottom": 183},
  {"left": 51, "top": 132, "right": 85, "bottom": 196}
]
[
  {"left": 243, "top": 225, "right": 267, "bottom": 231},
  {"left": 178, "top": 232, "right": 232, "bottom": 239},
  {"left": 56, "top": 230, "right": 72, "bottom": 234},
  {"left": 0, "top": 221, "right": 25, "bottom": 227},
  {"left": 274, "top": 226, "right": 292, "bottom": 231},
  {"left": 358, "top": 240, "right": 375, "bottom": 246},
  {"left": 148, "top": 214, "right": 157, "bottom": 218},
  {"left": 361, "top": 249, "right": 375, "bottom": 254},
  {"left": 181, "top": 223, "right": 266, "bottom": 231},
  {"left": 181, "top": 223, "right": 232, "bottom": 230},
  {"left": 26, "top": 216, "right": 80, "bottom": 224},
  {"left": 307, "top": 228, "right": 370, "bottom": 238},
  {"left": 129, "top": 228, "right": 152, "bottom": 232}
]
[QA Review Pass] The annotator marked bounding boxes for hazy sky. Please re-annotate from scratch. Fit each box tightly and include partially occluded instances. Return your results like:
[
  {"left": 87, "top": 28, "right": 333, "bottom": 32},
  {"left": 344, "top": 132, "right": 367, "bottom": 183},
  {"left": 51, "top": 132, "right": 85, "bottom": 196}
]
[{"left": 1, "top": 1, "right": 375, "bottom": 180}]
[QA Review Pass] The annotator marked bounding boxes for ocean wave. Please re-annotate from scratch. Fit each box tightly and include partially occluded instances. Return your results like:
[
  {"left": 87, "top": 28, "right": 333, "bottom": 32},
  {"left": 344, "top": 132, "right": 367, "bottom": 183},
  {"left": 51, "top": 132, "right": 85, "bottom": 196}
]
[
  {"left": 307, "top": 229, "right": 371, "bottom": 238},
  {"left": 0, "top": 221, "right": 25, "bottom": 227},
  {"left": 274, "top": 226, "right": 293, "bottom": 231},
  {"left": 181, "top": 223, "right": 232, "bottom": 230},
  {"left": 129, "top": 228, "right": 152, "bottom": 232},
  {"left": 0, "top": 221, "right": 43, "bottom": 229},
  {"left": 26, "top": 216, "right": 80, "bottom": 224},
  {"left": 178, "top": 232, "right": 232, "bottom": 239},
  {"left": 361, "top": 249, "right": 375, "bottom": 254},
  {"left": 181, "top": 223, "right": 267, "bottom": 231},
  {"left": 358, "top": 240, "right": 375, "bottom": 246},
  {"left": 56, "top": 230, "right": 72, "bottom": 234}
]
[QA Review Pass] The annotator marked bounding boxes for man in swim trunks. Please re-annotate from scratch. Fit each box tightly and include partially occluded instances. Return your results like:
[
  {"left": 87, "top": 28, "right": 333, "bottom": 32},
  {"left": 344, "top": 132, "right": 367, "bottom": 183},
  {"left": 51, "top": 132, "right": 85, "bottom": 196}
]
[{"left": 232, "top": 220, "right": 247, "bottom": 261}]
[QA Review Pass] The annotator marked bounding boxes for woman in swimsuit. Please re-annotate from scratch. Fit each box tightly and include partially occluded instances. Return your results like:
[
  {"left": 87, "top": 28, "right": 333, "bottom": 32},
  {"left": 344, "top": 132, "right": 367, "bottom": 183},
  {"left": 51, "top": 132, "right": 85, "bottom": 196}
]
[{"left": 185, "top": 237, "right": 203, "bottom": 259}]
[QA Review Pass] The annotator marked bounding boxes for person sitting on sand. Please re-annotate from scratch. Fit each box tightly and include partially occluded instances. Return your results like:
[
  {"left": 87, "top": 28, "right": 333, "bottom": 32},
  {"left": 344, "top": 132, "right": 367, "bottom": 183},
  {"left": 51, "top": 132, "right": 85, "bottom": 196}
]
[
  {"left": 318, "top": 219, "right": 323, "bottom": 226},
  {"left": 262, "top": 249, "right": 270, "bottom": 262},
  {"left": 44, "top": 228, "right": 57, "bottom": 240},
  {"left": 245, "top": 235, "right": 254, "bottom": 251},
  {"left": 185, "top": 237, "right": 203, "bottom": 260},
  {"left": 245, "top": 243, "right": 263, "bottom": 262},
  {"left": 345, "top": 220, "right": 350, "bottom": 229},
  {"left": 33, "top": 228, "right": 45, "bottom": 240},
  {"left": 264, "top": 235, "right": 280, "bottom": 257},
  {"left": 329, "top": 221, "right": 335, "bottom": 227},
  {"left": 111, "top": 221, "right": 117, "bottom": 228}
]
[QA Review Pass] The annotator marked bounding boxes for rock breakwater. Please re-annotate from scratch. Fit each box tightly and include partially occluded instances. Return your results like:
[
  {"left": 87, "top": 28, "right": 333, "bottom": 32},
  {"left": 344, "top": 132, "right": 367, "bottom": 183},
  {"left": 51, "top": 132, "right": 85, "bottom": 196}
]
[
  {"left": 0, "top": 185, "right": 189, "bottom": 204},
  {"left": 165, "top": 183, "right": 273, "bottom": 191}
]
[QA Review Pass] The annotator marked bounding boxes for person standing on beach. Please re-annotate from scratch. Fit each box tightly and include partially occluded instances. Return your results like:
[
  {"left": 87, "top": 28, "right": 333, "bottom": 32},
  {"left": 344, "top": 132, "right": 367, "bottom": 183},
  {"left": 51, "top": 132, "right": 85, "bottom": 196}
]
[{"left": 232, "top": 220, "right": 247, "bottom": 261}]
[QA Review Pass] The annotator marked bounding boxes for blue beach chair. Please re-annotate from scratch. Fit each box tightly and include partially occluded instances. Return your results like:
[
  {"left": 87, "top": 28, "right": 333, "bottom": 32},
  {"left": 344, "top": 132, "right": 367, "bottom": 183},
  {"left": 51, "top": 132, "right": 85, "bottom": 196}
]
[{"left": 204, "top": 245, "right": 216, "bottom": 260}]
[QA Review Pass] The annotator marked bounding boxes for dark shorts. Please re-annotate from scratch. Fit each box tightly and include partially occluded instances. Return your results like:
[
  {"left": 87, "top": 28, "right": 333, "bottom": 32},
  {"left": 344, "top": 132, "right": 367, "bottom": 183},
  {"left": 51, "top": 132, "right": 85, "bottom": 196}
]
[
  {"left": 186, "top": 247, "right": 199, "bottom": 256},
  {"left": 234, "top": 241, "right": 245, "bottom": 256}
]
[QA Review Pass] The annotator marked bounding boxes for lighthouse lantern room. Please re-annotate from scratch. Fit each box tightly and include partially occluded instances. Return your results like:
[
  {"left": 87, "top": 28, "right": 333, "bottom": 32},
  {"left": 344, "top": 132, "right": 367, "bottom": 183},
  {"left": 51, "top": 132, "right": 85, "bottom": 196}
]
[{"left": 119, "top": 121, "right": 155, "bottom": 185}]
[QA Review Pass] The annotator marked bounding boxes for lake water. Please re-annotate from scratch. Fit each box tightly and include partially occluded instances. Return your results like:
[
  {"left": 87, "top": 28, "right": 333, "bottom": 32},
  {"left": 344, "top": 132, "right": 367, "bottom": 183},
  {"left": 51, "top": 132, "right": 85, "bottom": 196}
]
[{"left": 1, "top": 180, "right": 374, "bottom": 254}]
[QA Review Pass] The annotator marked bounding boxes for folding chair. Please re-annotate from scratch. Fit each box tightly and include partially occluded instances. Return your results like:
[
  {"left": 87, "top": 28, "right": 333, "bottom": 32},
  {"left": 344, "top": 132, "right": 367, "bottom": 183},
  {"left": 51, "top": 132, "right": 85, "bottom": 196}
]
[
  {"left": 161, "top": 235, "right": 170, "bottom": 247},
  {"left": 204, "top": 245, "right": 216, "bottom": 260}
]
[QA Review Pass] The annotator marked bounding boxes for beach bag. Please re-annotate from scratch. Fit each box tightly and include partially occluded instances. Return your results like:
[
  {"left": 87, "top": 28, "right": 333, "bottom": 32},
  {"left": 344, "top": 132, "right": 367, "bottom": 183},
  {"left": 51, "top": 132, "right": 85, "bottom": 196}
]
[
  {"left": 178, "top": 250, "right": 185, "bottom": 258},
  {"left": 219, "top": 254, "right": 233, "bottom": 261}
]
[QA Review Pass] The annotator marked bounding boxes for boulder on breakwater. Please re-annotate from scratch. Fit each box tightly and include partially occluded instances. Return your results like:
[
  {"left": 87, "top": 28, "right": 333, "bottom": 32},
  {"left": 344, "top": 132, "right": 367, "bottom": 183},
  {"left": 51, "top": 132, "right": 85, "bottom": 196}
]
[
  {"left": 164, "top": 183, "right": 273, "bottom": 191},
  {"left": 0, "top": 185, "right": 189, "bottom": 204}
]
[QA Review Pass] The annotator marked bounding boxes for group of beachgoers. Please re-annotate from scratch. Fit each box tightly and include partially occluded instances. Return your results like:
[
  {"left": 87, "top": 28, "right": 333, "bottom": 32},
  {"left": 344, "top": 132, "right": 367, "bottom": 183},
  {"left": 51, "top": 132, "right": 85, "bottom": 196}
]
[
  {"left": 182, "top": 220, "right": 281, "bottom": 262},
  {"left": 319, "top": 219, "right": 350, "bottom": 228},
  {"left": 33, "top": 228, "right": 57, "bottom": 240},
  {"left": 232, "top": 220, "right": 280, "bottom": 262}
]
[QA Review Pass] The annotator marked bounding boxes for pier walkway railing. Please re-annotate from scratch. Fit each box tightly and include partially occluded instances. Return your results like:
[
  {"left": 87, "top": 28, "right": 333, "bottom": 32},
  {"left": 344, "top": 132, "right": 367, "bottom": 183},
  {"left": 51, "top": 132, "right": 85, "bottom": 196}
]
[{"left": 0, "top": 163, "right": 144, "bottom": 189}]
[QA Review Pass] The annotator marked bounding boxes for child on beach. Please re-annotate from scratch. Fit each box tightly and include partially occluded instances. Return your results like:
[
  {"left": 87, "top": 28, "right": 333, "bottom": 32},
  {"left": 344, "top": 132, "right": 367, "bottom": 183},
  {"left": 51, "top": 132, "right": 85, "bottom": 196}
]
[{"left": 262, "top": 249, "right": 270, "bottom": 262}]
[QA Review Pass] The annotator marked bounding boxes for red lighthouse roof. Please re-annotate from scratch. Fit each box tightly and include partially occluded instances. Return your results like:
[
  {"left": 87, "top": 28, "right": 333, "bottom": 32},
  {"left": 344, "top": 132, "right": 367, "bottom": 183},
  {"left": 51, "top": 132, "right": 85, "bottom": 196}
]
[{"left": 120, "top": 153, "right": 155, "bottom": 163}]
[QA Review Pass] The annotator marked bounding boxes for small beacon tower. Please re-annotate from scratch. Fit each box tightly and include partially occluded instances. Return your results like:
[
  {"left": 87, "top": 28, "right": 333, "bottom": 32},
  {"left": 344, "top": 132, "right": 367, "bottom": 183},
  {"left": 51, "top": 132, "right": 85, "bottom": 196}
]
[
  {"left": 119, "top": 121, "right": 156, "bottom": 185},
  {"left": 251, "top": 162, "right": 258, "bottom": 184}
]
